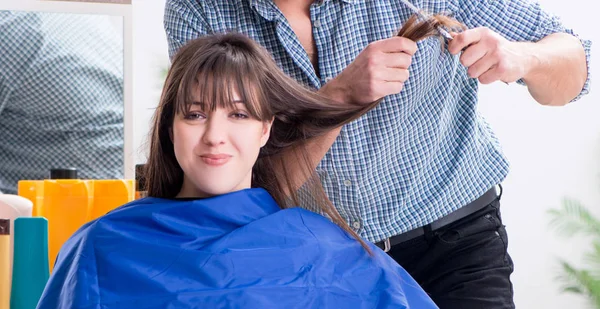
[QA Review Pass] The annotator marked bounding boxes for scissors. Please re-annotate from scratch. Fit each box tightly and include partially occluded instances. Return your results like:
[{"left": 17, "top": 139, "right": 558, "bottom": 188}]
[{"left": 398, "top": 0, "right": 454, "bottom": 41}]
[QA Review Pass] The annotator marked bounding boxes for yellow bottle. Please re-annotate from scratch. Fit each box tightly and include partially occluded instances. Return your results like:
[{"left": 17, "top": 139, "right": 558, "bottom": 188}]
[
  {"left": 0, "top": 219, "right": 11, "bottom": 309},
  {"left": 18, "top": 180, "right": 44, "bottom": 217},
  {"left": 0, "top": 194, "right": 33, "bottom": 301},
  {"left": 42, "top": 179, "right": 93, "bottom": 273},
  {"left": 90, "top": 179, "right": 135, "bottom": 221}
]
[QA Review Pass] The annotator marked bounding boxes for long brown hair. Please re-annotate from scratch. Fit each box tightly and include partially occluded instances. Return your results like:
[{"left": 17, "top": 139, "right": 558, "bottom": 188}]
[
  {"left": 145, "top": 14, "right": 464, "bottom": 251},
  {"left": 397, "top": 14, "right": 465, "bottom": 43}
]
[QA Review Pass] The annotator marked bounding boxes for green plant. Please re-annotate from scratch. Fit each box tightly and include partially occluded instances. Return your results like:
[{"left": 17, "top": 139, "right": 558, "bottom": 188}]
[{"left": 549, "top": 198, "right": 600, "bottom": 308}]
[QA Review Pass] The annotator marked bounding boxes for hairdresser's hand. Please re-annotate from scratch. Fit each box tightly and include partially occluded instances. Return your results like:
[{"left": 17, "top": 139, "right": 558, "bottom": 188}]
[
  {"left": 448, "top": 27, "right": 533, "bottom": 84},
  {"left": 319, "top": 37, "right": 417, "bottom": 105}
]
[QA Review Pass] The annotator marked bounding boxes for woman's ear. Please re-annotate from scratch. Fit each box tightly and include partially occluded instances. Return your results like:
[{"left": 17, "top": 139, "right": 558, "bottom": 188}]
[{"left": 260, "top": 118, "right": 274, "bottom": 147}]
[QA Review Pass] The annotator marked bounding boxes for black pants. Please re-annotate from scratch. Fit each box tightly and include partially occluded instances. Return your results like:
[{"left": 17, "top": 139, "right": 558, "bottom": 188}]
[{"left": 387, "top": 198, "right": 515, "bottom": 308}]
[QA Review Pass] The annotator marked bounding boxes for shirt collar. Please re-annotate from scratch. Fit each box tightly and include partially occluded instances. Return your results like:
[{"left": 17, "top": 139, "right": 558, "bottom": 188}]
[
  {"left": 249, "top": 0, "right": 277, "bottom": 21},
  {"left": 249, "top": 0, "right": 358, "bottom": 22}
]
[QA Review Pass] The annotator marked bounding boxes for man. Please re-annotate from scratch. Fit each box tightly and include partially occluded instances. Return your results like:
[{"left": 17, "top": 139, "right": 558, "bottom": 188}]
[
  {"left": 0, "top": 11, "right": 124, "bottom": 193},
  {"left": 164, "top": 0, "right": 590, "bottom": 307}
]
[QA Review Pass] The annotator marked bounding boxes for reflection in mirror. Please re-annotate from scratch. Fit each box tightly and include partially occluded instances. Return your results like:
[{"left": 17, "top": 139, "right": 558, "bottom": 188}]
[{"left": 0, "top": 11, "right": 124, "bottom": 193}]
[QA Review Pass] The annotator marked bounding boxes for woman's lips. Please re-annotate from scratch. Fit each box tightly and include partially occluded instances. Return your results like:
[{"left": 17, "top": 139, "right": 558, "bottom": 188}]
[{"left": 200, "top": 154, "right": 231, "bottom": 166}]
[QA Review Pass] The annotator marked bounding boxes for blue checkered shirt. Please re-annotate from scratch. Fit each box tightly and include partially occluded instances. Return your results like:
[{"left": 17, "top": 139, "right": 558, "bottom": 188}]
[
  {"left": 0, "top": 11, "right": 124, "bottom": 194},
  {"left": 164, "top": 0, "right": 591, "bottom": 243}
]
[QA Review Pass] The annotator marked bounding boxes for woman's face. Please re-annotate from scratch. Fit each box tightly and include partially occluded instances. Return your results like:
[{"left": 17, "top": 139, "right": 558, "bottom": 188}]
[{"left": 172, "top": 89, "right": 272, "bottom": 198}]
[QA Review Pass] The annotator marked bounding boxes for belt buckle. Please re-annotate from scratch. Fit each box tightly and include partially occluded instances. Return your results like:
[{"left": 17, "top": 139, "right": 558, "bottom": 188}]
[{"left": 383, "top": 238, "right": 391, "bottom": 253}]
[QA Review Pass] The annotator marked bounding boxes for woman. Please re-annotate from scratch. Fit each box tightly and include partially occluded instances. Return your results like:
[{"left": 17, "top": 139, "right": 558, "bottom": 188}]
[{"left": 37, "top": 16, "right": 462, "bottom": 308}]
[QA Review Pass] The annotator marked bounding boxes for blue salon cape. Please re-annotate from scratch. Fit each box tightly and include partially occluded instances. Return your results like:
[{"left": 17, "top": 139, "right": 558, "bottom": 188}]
[{"left": 37, "top": 188, "right": 437, "bottom": 309}]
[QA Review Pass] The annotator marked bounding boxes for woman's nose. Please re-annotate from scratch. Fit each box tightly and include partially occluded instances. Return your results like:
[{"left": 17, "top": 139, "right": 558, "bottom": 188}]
[{"left": 201, "top": 116, "right": 227, "bottom": 146}]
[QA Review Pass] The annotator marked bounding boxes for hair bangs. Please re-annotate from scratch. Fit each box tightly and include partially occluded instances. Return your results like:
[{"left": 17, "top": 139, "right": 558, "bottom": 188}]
[{"left": 175, "top": 50, "right": 272, "bottom": 121}]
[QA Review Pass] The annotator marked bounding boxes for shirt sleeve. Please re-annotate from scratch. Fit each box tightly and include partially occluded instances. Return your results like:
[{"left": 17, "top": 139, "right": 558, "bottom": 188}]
[
  {"left": 164, "top": 0, "right": 214, "bottom": 60},
  {"left": 451, "top": 0, "right": 591, "bottom": 102}
]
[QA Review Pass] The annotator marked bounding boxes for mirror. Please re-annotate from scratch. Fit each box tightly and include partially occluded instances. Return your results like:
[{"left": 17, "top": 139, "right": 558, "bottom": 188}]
[{"left": 0, "top": 10, "right": 124, "bottom": 194}]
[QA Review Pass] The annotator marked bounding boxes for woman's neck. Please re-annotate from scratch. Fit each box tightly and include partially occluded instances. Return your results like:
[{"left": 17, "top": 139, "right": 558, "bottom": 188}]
[{"left": 176, "top": 182, "right": 211, "bottom": 199}]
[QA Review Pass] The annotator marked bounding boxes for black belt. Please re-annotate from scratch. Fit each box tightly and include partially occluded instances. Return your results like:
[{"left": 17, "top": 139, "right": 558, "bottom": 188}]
[{"left": 375, "top": 186, "right": 500, "bottom": 252}]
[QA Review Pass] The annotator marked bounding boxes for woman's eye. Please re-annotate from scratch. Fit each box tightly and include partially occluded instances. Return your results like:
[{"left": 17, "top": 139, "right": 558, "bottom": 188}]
[
  {"left": 231, "top": 112, "right": 249, "bottom": 119},
  {"left": 183, "top": 112, "right": 205, "bottom": 120}
]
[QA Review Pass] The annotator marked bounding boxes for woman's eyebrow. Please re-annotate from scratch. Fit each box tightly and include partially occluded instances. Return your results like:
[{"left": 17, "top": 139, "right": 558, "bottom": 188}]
[{"left": 189, "top": 100, "right": 245, "bottom": 106}]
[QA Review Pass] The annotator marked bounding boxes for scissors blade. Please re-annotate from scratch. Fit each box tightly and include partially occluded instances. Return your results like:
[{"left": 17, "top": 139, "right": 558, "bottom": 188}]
[
  {"left": 436, "top": 26, "right": 454, "bottom": 41},
  {"left": 398, "top": 0, "right": 429, "bottom": 21},
  {"left": 398, "top": 0, "right": 454, "bottom": 41}
]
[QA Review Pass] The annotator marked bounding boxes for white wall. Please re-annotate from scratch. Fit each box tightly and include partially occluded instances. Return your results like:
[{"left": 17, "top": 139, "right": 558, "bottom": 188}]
[
  {"left": 479, "top": 0, "right": 599, "bottom": 307},
  {"left": 131, "top": 0, "right": 170, "bottom": 165},
  {"left": 131, "top": 1, "right": 598, "bottom": 308}
]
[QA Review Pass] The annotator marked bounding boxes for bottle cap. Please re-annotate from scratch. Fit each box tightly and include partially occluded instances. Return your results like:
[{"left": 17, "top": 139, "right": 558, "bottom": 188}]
[{"left": 50, "top": 168, "right": 78, "bottom": 179}]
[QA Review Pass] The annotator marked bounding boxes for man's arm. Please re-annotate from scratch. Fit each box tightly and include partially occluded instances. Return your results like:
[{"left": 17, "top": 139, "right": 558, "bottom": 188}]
[
  {"left": 448, "top": 29, "right": 588, "bottom": 106},
  {"left": 284, "top": 37, "right": 417, "bottom": 186},
  {"left": 450, "top": 0, "right": 592, "bottom": 106},
  {"left": 520, "top": 32, "right": 587, "bottom": 106}
]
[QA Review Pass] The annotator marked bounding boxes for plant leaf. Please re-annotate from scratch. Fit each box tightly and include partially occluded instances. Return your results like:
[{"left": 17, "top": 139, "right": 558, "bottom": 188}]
[{"left": 548, "top": 198, "right": 600, "bottom": 239}]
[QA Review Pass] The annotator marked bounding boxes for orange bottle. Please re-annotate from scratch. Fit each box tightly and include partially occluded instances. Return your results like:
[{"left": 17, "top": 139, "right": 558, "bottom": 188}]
[
  {"left": 42, "top": 169, "right": 93, "bottom": 272},
  {"left": 90, "top": 179, "right": 135, "bottom": 221},
  {"left": 17, "top": 180, "right": 44, "bottom": 217}
]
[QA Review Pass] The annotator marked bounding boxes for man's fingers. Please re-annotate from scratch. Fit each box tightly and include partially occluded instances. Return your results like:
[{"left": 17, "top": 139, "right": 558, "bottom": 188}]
[
  {"left": 448, "top": 28, "right": 484, "bottom": 55},
  {"left": 381, "top": 81, "right": 405, "bottom": 95},
  {"left": 459, "top": 43, "right": 488, "bottom": 68},
  {"left": 467, "top": 54, "right": 497, "bottom": 79},
  {"left": 377, "top": 68, "right": 410, "bottom": 83},
  {"left": 371, "top": 36, "right": 418, "bottom": 55},
  {"left": 379, "top": 52, "right": 413, "bottom": 69},
  {"left": 477, "top": 65, "right": 503, "bottom": 84}
]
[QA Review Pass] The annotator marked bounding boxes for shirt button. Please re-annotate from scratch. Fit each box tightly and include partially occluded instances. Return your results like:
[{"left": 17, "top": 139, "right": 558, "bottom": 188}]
[
  {"left": 313, "top": 20, "right": 321, "bottom": 28},
  {"left": 324, "top": 76, "right": 333, "bottom": 83},
  {"left": 352, "top": 220, "right": 361, "bottom": 230},
  {"left": 343, "top": 179, "right": 352, "bottom": 187}
]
